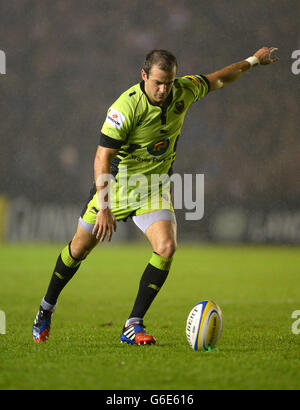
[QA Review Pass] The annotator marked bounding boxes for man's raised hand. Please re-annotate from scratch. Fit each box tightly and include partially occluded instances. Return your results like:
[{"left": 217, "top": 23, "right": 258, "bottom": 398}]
[{"left": 254, "top": 46, "right": 279, "bottom": 65}]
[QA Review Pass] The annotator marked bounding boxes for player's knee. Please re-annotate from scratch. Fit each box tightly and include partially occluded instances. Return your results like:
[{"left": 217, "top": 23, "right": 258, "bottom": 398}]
[
  {"left": 155, "top": 239, "right": 177, "bottom": 259},
  {"left": 70, "top": 239, "right": 94, "bottom": 260},
  {"left": 70, "top": 224, "right": 99, "bottom": 260},
  {"left": 70, "top": 244, "right": 87, "bottom": 260}
]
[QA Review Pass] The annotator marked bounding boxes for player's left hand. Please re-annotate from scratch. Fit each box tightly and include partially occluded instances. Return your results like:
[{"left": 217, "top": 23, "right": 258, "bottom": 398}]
[{"left": 254, "top": 46, "right": 279, "bottom": 65}]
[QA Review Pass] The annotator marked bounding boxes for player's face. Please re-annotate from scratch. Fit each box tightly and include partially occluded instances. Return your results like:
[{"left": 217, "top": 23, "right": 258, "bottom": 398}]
[{"left": 142, "top": 65, "right": 176, "bottom": 106}]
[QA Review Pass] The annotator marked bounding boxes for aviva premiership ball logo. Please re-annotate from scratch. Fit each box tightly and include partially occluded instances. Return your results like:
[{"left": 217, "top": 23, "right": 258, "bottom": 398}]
[{"left": 147, "top": 138, "right": 170, "bottom": 157}]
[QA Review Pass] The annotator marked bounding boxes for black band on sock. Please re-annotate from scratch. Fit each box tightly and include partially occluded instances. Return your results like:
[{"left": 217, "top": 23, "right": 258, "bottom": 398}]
[
  {"left": 44, "top": 253, "right": 81, "bottom": 306},
  {"left": 129, "top": 262, "right": 169, "bottom": 319}
]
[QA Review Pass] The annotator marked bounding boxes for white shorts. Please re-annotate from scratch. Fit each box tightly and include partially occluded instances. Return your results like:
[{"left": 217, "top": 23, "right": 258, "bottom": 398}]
[{"left": 78, "top": 209, "right": 176, "bottom": 235}]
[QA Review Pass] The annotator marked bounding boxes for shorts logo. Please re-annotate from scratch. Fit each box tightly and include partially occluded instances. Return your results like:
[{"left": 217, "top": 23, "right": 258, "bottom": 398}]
[
  {"left": 106, "top": 108, "right": 125, "bottom": 130},
  {"left": 147, "top": 138, "right": 170, "bottom": 157}
]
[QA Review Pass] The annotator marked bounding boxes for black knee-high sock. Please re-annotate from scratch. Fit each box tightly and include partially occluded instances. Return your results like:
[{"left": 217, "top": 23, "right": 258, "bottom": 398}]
[
  {"left": 129, "top": 252, "right": 173, "bottom": 320},
  {"left": 43, "top": 243, "right": 83, "bottom": 307}
]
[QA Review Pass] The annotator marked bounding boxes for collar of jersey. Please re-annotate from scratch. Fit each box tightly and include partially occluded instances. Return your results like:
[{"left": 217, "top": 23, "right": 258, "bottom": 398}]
[{"left": 139, "top": 80, "right": 173, "bottom": 109}]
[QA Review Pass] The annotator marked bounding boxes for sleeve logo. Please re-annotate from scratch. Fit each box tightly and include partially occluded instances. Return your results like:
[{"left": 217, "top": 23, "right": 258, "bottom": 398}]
[
  {"left": 184, "top": 75, "right": 201, "bottom": 86},
  {"left": 106, "top": 108, "right": 125, "bottom": 130}
]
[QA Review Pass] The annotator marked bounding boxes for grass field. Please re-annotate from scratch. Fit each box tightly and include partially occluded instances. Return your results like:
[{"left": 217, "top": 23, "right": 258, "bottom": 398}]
[{"left": 0, "top": 243, "right": 300, "bottom": 390}]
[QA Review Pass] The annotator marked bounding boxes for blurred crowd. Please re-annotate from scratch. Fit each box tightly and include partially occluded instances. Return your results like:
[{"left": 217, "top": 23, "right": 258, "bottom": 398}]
[{"left": 0, "top": 0, "right": 299, "bottom": 212}]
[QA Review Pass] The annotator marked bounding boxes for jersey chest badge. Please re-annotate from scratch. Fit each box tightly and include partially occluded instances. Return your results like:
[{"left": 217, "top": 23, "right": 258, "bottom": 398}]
[
  {"left": 147, "top": 138, "right": 170, "bottom": 157},
  {"left": 174, "top": 100, "right": 185, "bottom": 114}
]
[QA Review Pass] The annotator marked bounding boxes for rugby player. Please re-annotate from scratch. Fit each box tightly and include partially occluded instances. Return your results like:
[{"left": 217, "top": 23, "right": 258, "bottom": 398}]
[{"left": 32, "top": 47, "right": 278, "bottom": 344}]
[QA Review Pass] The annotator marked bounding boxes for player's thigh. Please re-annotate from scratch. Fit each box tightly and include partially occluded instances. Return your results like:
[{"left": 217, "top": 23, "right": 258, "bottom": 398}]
[
  {"left": 70, "top": 223, "right": 100, "bottom": 260},
  {"left": 145, "top": 219, "right": 177, "bottom": 258}
]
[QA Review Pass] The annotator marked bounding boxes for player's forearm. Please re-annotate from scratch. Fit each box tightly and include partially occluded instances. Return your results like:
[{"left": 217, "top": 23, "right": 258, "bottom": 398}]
[
  {"left": 94, "top": 150, "right": 110, "bottom": 186},
  {"left": 206, "top": 47, "right": 279, "bottom": 91},
  {"left": 94, "top": 146, "right": 118, "bottom": 209},
  {"left": 214, "top": 60, "right": 251, "bottom": 88},
  {"left": 94, "top": 158, "right": 111, "bottom": 210},
  {"left": 205, "top": 60, "right": 251, "bottom": 91}
]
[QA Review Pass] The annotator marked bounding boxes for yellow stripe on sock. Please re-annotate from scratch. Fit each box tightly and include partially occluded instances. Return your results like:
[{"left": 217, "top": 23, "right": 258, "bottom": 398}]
[
  {"left": 148, "top": 283, "right": 160, "bottom": 292},
  {"left": 149, "top": 252, "right": 173, "bottom": 271},
  {"left": 61, "top": 245, "right": 82, "bottom": 268},
  {"left": 54, "top": 272, "right": 64, "bottom": 280}
]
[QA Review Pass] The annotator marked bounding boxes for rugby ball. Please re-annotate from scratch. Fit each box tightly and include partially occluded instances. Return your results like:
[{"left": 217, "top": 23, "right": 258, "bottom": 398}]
[{"left": 186, "top": 300, "right": 223, "bottom": 351}]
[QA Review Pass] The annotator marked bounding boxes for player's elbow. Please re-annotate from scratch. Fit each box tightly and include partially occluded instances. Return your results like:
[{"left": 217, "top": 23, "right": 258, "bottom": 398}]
[
  {"left": 205, "top": 73, "right": 224, "bottom": 91},
  {"left": 95, "top": 146, "right": 118, "bottom": 165},
  {"left": 210, "top": 78, "right": 225, "bottom": 91}
]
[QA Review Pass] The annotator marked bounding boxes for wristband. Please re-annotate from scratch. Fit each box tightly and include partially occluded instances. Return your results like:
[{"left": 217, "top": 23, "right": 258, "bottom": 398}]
[{"left": 245, "top": 56, "right": 260, "bottom": 67}]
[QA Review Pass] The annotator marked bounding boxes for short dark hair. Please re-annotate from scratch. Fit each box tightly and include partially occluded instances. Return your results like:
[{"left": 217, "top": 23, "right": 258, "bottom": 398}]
[{"left": 143, "top": 49, "right": 178, "bottom": 77}]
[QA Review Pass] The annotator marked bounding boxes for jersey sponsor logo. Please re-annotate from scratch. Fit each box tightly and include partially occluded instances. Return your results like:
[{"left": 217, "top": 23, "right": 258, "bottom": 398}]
[
  {"left": 129, "top": 153, "right": 173, "bottom": 164},
  {"left": 106, "top": 108, "right": 125, "bottom": 130},
  {"left": 147, "top": 138, "right": 170, "bottom": 157}
]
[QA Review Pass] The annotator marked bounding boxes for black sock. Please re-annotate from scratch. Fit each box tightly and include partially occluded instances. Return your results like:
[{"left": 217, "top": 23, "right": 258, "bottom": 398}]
[
  {"left": 44, "top": 243, "right": 83, "bottom": 306},
  {"left": 129, "top": 252, "right": 173, "bottom": 320}
]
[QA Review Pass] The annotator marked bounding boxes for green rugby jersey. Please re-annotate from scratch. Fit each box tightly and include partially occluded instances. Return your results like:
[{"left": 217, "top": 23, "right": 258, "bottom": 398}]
[
  {"left": 100, "top": 75, "right": 210, "bottom": 180},
  {"left": 80, "top": 75, "right": 210, "bottom": 222}
]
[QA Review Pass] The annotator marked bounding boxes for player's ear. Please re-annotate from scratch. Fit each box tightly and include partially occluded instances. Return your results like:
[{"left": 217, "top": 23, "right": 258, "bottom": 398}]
[{"left": 141, "top": 69, "right": 148, "bottom": 81}]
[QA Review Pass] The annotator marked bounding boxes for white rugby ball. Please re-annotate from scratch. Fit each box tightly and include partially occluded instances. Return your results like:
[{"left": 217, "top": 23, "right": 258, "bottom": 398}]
[{"left": 186, "top": 300, "right": 223, "bottom": 351}]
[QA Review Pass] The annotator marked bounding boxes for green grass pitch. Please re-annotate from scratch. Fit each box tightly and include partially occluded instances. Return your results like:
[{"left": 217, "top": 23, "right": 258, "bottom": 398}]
[{"left": 0, "top": 243, "right": 300, "bottom": 390}]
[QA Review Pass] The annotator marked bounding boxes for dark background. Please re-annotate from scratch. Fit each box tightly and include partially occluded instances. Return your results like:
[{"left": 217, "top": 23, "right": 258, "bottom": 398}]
[{"left": 0, "top": 0, "right": 299, "bottom": 242}]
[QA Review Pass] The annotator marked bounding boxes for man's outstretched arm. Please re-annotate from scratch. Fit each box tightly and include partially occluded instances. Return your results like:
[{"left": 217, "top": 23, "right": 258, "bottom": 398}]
[{"left": 205, "top": 46, "right": 279, "bottom": 91}]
